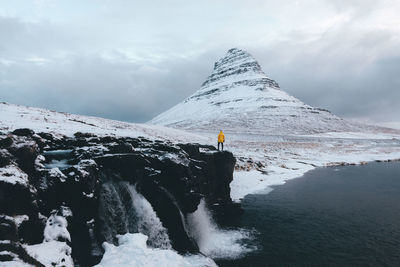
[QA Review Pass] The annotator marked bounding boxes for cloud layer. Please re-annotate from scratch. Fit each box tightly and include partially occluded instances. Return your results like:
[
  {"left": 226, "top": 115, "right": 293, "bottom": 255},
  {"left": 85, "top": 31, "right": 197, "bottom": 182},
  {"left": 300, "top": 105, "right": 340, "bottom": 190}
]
[{"left": 0, "top": 0, "right": 399, "bottom": 123}]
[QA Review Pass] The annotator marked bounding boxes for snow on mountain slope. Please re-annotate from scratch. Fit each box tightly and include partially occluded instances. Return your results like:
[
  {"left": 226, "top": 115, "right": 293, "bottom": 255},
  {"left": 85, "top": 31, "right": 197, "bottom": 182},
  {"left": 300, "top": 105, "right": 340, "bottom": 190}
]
[
  {"left": 0, "top": 102, "right": 207, "bottom": 143},
  {"left": 149, "top": 48, "right": 364, "bottom": 134}
]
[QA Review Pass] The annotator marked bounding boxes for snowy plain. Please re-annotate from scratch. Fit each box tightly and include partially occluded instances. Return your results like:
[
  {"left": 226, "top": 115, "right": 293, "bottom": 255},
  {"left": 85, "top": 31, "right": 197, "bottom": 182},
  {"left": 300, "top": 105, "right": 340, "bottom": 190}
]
[
  {"left": 225, "top": 131, "right": 400, "bottom": 201},
  {"left": 0, "top": 102, "right": 207, "bottom": 143}
]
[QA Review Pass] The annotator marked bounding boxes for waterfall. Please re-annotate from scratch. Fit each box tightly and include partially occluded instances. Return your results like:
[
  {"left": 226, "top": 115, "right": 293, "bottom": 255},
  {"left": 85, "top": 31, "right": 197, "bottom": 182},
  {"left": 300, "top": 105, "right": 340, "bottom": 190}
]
[
  {"left": 98, "top": 182, "right": 172, "bottom": 249},
  {"left": 120, "top": 182, "right": 172, "bottom": 249},
  {"left": 98, "top": 182, "right": 130, "bottom": 243},
  {"left": 98, "top": 182, "right": 254, "bottom": 260},
  {"left": 187, "top": 199, "right": 255, "bottom": 259}
]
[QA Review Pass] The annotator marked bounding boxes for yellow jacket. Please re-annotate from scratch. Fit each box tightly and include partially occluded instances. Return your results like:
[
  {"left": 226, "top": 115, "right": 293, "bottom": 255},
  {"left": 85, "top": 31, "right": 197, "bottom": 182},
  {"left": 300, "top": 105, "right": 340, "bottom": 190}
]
[{"left": 218, "top": 131, "right": 225, "bottom": 143}]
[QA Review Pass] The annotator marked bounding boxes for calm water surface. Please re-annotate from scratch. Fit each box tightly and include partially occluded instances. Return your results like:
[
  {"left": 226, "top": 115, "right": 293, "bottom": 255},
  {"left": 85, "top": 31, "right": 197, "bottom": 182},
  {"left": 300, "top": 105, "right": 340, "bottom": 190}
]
[{"left": 217, "top": 161, "right": 400, "bottom": 267}]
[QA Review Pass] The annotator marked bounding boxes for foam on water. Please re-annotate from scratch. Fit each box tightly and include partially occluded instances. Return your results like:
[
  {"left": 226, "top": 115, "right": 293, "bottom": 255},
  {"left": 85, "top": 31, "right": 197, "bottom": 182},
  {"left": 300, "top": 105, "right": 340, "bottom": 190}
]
[
  {"left": 45, "top": 159, "right": 70, "bottom": 170},
  {"left": 187, "top": 199, "right": 256, "bottom": 259}
]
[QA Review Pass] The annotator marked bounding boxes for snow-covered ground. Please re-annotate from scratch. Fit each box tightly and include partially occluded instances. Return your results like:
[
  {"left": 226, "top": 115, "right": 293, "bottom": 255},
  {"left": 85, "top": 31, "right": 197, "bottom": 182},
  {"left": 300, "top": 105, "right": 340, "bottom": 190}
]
[
  {"left": 225, "top": 131, "right": 400, "bottom": 201},
  {"left": 0, "top": 102, "right": 206, "bottom": 143}
]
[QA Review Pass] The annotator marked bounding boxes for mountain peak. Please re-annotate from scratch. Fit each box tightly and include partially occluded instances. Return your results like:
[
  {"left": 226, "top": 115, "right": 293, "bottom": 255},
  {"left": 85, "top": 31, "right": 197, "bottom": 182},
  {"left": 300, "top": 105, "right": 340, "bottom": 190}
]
[
  {"left": 201, "top": 48, "right": 278, "bottom": 90},
  {"left": 214, "top": 48, "right": 257, "bottom": 70},
  {"left": 149, "top": 48, "right": 356, "bottom": 135}
]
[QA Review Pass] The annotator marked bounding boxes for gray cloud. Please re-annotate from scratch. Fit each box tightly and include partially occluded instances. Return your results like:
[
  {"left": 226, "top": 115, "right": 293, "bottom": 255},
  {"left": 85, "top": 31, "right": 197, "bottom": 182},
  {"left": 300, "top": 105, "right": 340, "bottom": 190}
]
[
  {"left": 0, "top": 0, "right": 399, "bottom": 125},
  {"left": 252, "top": 22, "right": 400, "bottom": 122}
]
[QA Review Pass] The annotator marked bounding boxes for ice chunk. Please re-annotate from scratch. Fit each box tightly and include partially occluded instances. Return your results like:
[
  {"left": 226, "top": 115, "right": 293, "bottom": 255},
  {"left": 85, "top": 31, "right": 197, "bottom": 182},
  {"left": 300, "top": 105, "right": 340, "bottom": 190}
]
[{"left": 96, "top": 233, "right": 217, "bottom": 267}]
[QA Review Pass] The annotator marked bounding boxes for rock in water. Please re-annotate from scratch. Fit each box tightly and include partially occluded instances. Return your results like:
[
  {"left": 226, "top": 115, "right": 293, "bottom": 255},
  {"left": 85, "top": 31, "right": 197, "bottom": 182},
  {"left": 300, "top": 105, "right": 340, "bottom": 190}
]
[{"left": 149, "top": 48, "right": 359, "bottom": 134}]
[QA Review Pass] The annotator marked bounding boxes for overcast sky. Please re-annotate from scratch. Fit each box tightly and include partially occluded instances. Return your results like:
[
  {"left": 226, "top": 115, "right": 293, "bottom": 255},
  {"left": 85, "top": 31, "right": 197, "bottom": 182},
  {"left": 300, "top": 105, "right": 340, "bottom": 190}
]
[{"left": 1, "top": 0, "right": 399, "bottom": 126}]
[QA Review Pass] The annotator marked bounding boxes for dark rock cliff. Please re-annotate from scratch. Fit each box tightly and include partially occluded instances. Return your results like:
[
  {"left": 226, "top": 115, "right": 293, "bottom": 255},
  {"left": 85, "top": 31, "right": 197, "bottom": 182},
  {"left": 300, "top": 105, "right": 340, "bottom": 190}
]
[{"left": 0, "top": 129, "right": 238, "bottom": 266}]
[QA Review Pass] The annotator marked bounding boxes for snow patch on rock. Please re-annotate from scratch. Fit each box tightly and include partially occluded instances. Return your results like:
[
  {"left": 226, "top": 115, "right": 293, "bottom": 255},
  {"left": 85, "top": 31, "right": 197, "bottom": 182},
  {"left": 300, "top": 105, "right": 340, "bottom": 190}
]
[
  {"left": 0, "top": 165, "right": 29, "bottom": 186},
  {"left": 25, "top": 240, "right": 73, "bottom": 267},
  {"left": 44, "top": 213, "right": 71, "bottom": 242},
  {"left": 24, "top": 208, "right": 73, "bottom": 266}
]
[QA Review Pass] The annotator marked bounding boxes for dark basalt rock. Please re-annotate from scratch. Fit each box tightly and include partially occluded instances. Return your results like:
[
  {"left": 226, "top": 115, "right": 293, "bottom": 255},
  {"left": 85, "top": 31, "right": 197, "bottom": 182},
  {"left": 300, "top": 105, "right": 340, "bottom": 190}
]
[
  {"left": 0, "top": 216, "right": 18, "bottom": 241},
  {"left": 9, "top": 143, "right": 39, "bottom": 175},
  {"left": 95, "top": 153, "right": 150, "bottom": 183},
  {"left": 0, "top": 180, "right": 36, "bottom": 216},
  {"left": 0, "top": 129, "right": 239, "bottom": 266},
  {"left": 74, "top": 132, "right": 97, "bottom": 138},
  {"left": 12, "top": 128, "right": 35, "bottom": 137},
  {"left": 0, "top": 149, "right": 12, "bottom": 167},
  {"left": 18, "top": 214, "right": 46, "bottom": 244},
  {"left": 0, "top": 136, "right": 13, "bottom": 148},
  {"left": 108, "top": 142, "right": 134, "bottom": 153},
  {"left": 37, "top": 132, "right": 54, "bottom": 141}
]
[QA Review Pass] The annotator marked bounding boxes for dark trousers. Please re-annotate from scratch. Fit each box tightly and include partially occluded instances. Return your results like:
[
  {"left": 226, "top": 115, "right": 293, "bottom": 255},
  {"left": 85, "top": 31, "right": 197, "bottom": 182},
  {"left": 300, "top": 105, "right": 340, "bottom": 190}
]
[{"left": 218, "top": 142, "right": 223, "bottom": 151}]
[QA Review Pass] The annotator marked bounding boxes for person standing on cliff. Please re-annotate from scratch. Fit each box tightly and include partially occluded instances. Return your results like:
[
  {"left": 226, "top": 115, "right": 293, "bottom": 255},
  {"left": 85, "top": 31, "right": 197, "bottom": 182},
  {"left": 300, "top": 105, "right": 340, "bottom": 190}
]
[{"left": 218, "top": 130, "right": 225, "bottom": 151}]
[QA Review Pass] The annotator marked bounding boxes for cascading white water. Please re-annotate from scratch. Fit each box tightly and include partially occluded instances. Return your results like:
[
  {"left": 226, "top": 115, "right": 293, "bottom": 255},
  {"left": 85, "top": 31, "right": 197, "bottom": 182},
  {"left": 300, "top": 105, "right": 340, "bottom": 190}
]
[
  {"left": 98, "top": 182, "right": 130, "bottom": 243},
  {"left": 99, "top": 182, "right": 172, "bottom": 249},
  {"left": 120, "top": 182, "right": 172, "bottom": 250},
  {"left": 187, "top": 199, "right": 256, "bottom": 259}
]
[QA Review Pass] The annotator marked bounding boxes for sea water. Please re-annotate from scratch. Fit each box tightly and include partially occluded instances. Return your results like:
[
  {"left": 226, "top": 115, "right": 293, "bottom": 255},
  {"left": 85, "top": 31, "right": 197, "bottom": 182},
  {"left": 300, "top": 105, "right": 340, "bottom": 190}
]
[{"left": 217, "top": 161, "right": 400, "bottom": 267}]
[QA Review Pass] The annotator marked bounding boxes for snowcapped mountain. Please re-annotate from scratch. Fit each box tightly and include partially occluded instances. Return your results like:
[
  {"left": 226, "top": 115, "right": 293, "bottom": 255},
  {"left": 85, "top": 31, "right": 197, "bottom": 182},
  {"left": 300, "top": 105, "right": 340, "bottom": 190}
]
[{"left": 149, "top": 48, "right": 360, "bottom": 134}]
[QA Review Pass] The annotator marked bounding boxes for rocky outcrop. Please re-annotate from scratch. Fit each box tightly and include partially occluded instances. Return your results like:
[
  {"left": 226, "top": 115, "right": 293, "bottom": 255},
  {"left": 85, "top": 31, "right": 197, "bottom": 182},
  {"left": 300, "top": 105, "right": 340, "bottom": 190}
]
[{"left": 0, "top": 129, "right": 237, "bottom": 266}]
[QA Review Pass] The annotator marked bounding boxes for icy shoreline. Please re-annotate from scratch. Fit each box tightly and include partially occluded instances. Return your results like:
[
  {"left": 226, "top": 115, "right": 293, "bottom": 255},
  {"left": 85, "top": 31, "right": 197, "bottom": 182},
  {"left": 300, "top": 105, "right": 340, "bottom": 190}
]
[{"left": 230, "top": 141, "right": 400, "bottom": 202}]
